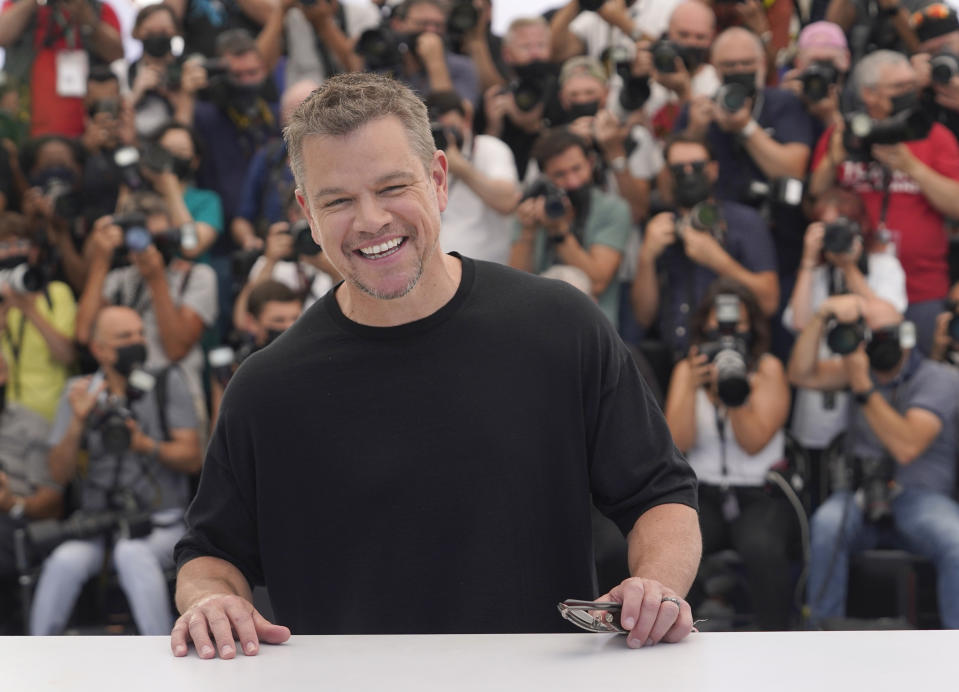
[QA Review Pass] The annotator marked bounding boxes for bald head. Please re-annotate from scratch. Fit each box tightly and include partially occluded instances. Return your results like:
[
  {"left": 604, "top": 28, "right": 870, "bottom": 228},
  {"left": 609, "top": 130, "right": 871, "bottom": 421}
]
[
  {"left": 712, "top": 27, "right": 766, "bottom": 84},
  {"left": 91, "top": 306, "right": 143, "bottom": 345},
  {"left": 669, "top": 1, "right": 715, "bottom": 38},
  {"left": 281, "top": 79, "right": 321, "bottom": 128},
  {"left": 863, "top": 298, "right": 903, "bottom": 332}
]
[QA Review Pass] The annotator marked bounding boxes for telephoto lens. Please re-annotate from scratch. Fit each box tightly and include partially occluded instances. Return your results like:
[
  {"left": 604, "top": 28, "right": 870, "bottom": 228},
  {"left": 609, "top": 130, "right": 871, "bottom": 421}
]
[
  {"left": 931, "top": 52, "right": 959, "bottom": 86},
  {"left": 715, "top": 82, "right": 751, "bottom": 113},
  {"left": 826, "top": 317, "right": 866, "bottom": 355},
  {"left": 822, "top": 217, "right": 859, "bottom": 255},
  {"left": 801, "top": 60, "right": 839, "bottom": 102},
  {"left": 651, "top": 40, "right": 681, "bottom": 73}
]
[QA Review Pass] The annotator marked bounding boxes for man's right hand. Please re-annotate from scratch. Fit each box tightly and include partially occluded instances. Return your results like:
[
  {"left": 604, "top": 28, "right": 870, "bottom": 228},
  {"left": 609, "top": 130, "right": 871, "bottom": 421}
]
[
  {"left": 264, "top": 222, "right": 294, "bottom": 261},
  {"left": 818, "top": 293, "right": 863, "bottom": 323},
  {"left": 171, "top": 594, "right": 291, "bottom": 659},
  {"left": 89, "top": 216, "right": 124, "bottom": 263},
  {"left": 801, "top": 222, "right": 824, "bottom": 269},
  {"left": 641, "top": 211, "right": 677, "bottom": 260},
  {"left": 67, "top": 376, "right": 105, "bottom": 422}
]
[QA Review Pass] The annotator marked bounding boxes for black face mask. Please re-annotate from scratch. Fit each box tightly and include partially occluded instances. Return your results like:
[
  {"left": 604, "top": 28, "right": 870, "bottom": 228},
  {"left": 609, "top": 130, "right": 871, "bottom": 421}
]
[
  {"left": 722, "top": 71, "right": 757, "bottom": 99},
  {"left": 171, "top": 155, "right": 193, "bottom": 180},
  {"left": 29, "top": 166, "right": 77, "bottom": 191},
  {"left": 142, "top": 34, "right": 172, "bottom": 59},
  {"left": 264, "top": 328, "right": 284, "bottom": 347},
  {"left": 565, "top": 183, "right": 592, "bottom": 214},
  {"left": 514, "top": 60, "right": 554, "bottom": 80},
  {"left": 0, "top": 254, "right": 29, "bottom": 271},
  {"left": 113, "top": 343, "right": 147, "bottom": 377},
  {"left": 673, "top": 169, "right": 711, "bottom": 209},
  {"left": 890, "top": 90, "right": 918, "bottom": 116},
  {"left": 565, "top": 100, "right": 599, "bottom": 122},
  {"left": 866, "top": 331, "right": 903, "bottom": 372}
]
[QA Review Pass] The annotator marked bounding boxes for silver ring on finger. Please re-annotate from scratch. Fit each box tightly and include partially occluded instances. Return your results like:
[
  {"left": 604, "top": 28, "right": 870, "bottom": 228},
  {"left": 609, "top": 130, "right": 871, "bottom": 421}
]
[{"left": 661, "top": 596, "right": 682, "bottom": 607}]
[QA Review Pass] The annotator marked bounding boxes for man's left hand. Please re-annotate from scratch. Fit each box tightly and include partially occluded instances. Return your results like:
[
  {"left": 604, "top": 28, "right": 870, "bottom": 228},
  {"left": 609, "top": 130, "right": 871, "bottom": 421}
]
[
  {"left": 934, "top": 75, "right": 959, "bottom": 112},
  {"left": 871, "top": 143, "right": 916, "bottom": 175},
  {"left": 681, "top": 227, "right": 725, "bottom": 270},
  {"left": 599, "top": 577, "right": 694, "bottom": 648},
  {"left": 0, "top": 286, "right": 38, "bottom": 315},
  {"left": 133, "top": 244, "right": 166, "bottom": 283},
  {"left": 714, "top": 99, "right": 753, "bottom": 133},
  {"left": 842, "top": 344, "right": 873, "bottom": 391}
]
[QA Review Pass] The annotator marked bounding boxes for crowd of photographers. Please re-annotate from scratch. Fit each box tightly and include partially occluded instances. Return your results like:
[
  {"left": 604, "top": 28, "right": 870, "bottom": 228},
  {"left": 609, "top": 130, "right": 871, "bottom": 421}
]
[{"left": 2, "top": 0, "right": 959, "bottom": 635}]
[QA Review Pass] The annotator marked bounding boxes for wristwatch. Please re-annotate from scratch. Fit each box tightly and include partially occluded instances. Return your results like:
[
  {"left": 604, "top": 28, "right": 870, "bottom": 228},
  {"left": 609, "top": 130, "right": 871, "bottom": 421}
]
[
  {"left": 740, "top": 119, "right": 760, "bottom": 140},
  {"left": 9, "top": 498, "right": 26, "bottom": 521},
  {"left": 608, "top": 155, "right": 628, "bottom": 174},
  {"left": 548, "top": 232, "right": 568, "bottom": 245},
  {"left": 853, "top": 386, "right": 876, "bottom": 405}
]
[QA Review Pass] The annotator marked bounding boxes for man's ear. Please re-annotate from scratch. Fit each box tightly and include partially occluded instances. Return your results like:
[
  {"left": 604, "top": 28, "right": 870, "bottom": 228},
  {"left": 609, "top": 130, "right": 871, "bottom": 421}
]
[
  {"left": 431, "top": 150, "right": 449, "bottom": 212},
  {"left": 294, "top": 189, "right": 320, "bottom": 245}
]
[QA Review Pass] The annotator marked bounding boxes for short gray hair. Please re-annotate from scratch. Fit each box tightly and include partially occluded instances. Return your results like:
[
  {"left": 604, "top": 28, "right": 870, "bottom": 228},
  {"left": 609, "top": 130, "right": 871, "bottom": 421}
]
[
  {"left": 283, "top": 72, "right": 435, "bottom": 193},
  {"left": 852, "top": 49, "right": 911, "bottom": 91},
  {"left": 505, "top": 16, "right": 549, "bottom": 47}
]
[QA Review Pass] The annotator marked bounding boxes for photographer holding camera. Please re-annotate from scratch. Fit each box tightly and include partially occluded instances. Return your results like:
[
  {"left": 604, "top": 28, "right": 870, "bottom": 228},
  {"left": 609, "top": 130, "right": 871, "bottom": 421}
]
[
  {"left": 665, "top": 278, "right": 794, "bottom": 630},
  {"left": 0, "top": 0, "right": 123, "bottom": 137},
  {"left": 550, "top": 0, "right": 683, "bottom": 62},
  {"left": 0, "top": 212, "right": 76, "bottom": 422},
  {"left": 510, "top": 128, "right": 632, "bottom": 326},
  {"left": 679, "top": 27, "right": 813, "bottom": 296},
  {"left": 785, "top": 187, "right": 906, "bottom": 458},
  {"left": 632, "top": 135, "right": 778, "bottom": 360},
  {"left": 809, "top": 49, "right": 959, "bottom": 354},
  {"left": 426, "top": 90, "right": 520, "bottom": 265},
  {"left": 30, "top": 306, "right": 201, "bottom": 635},
  {"left": 780, "top": 21, "right": 851, "bottom": 145},
  {"left": 909, "top": 4, "right": 959, "bottom": 142},
  {"left": 788, "top": 294, "right": 959, "bottom": 629}
]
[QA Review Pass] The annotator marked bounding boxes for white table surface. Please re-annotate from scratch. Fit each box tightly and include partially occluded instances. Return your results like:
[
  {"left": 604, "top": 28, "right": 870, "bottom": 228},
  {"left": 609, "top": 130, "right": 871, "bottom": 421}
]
[{"left": 2, "top": 630, "right": 955, "bottom": 691}]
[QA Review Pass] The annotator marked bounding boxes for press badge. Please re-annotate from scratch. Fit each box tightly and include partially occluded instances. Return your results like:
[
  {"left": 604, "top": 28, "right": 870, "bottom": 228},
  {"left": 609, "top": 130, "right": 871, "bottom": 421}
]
[{"left": 56, "top": 50, "right": 89, "bottom": 98}]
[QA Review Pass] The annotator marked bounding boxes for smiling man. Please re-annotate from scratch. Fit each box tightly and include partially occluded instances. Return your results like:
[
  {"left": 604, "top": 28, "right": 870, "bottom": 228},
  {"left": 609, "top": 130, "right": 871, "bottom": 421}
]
[{"left": 171, "top": 72, "right": 701, "bottom": 660}]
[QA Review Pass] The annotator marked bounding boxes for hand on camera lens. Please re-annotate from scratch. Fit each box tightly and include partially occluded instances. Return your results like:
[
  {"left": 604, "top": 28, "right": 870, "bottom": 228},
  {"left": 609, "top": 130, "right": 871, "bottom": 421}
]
[
  {"left": 415, "top": 32, "right": 445, "bottom": 63},
  {"left": 516, "top": 197, "right": 539, "bottom": 229},
  {"left": 715, "top": 98, "right": 752, "bottom": 133},
  {"left": 68, "top": 376, "right": 105, "bottom": 421},
  {"left": 133, "top": 244, "right": 166, "bottom": 281},
  {"left": 687, "top": 346, "right": 713, "bottom": 390},
  {"left": 681, "top": 227, "right": 723, "bottom": 268},
  {"left": 90, "top": 216, "right": 123, "bottom": 261},
  {"left": 642, "top": 212, "right": 676, "bottom": 259},
  {"left": 802, "top": 222, "right": 824, "bottom": 268},
  {"left": 264, "top": 223, "right": 294, "bottom": 261}
]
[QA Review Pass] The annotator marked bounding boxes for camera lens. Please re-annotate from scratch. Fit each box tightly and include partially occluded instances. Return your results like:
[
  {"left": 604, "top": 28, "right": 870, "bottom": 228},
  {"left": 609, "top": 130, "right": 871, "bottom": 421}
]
[
  {"left": 716, "top": 83, "right": 749, "bottom": 113},
  {"left": 823, "top": 220, "right": 856, "bottom": 254},
  {"left": 714, "top": 349, "right": 750, "bottom": 408},
  {"left": 125, "top": 227, "right": 153, "bottom": 253},
  {"left": 826, "top": 321, "right": 864, "bottom": 355}
]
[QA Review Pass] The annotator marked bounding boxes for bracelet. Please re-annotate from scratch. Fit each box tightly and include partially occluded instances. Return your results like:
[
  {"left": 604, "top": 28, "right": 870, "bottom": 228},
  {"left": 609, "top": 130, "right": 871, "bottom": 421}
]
[
  {"left": 853, "top": 386, "right": 876, "bottom": 405},
  {"left": 608, "top": 155, "right": 628, "bottom": 174},
  {"left": 740, "top": 119, "right": 759, "bottom": 140}
]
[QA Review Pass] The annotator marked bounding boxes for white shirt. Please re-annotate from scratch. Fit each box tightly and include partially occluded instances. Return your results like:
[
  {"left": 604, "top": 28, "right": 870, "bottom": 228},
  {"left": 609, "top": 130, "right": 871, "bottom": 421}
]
[
  {"left": 440, "top": 134, "right": 519, "bottom": 265},
  {"left": 248, "top": 257, "right": 335, "bottom": 311},
  {"left": 570, "top": 0, "right": 685, "bottom": 59},
  {"left": 685, "top": 387, "right": 785, "bottom": 487},
  {"left": 783, "top": 252, "right": 908, "bottom": 448}
]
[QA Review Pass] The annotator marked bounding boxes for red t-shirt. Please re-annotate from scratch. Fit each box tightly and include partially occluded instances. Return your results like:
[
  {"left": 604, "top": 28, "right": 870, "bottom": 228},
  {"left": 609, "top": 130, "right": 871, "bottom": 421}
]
[
  {"left": 0, "top": 1, "right": 121, "bottom": 137},
  {"left": 812, "top": 123, "right": 959, "bottom": 304}
]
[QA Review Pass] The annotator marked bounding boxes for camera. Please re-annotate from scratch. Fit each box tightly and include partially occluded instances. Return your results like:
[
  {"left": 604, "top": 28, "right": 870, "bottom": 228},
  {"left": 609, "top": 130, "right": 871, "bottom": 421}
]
[
  {"left": 697, "top": 293, "right": 751, "bottom": 408},
  {"left": 715, "top": 82, "right": 752, "bottom": 113},
  {"left": 355, "top": 27, "right": 407, "bottom": 74},
  {"left": 209, "top": 332, "right": 258, "bottom": 388},
  {"left": 609, "top": 45, "right": 650, "bottom": 112},
  {"left": 520, "top": 178, "right": 567, "bottom": 220},
  {"left": 38, "top": 170, "right": 81, "bottom": 220},
  {"left": 290, "top": 218, "right": 321, "bottom": 257},
  {"left": 677, "top": 200, "right": 725, "bottom": 244},
  {"left": 800, "top": 60, "right": 839, "bottom": 102},
  {"left": 87, "top": 400, "right": 137, "bottom": 455},
  {"left": 112, "top": 212, "right": 199, "bottom": 256},
  {"left": 230, "top": 220, "right": 320, "bottom": 282},
  {"left": 825, "top": 315, "right": 866, "bottom": 355},
  {"left": 651, "top": 39, "right": 682, "bottom": 73},
  {"left": 931, "top": 52, "right": 959, "bottom": 86},
  {"left": 447, "top": 0, "right": 479, "bottom": 52},
  {"left": 578, "top": 0, "right": 605, "bottom": 10},
  {"left": 843, "top": 106, "right": 934, "bottom": 159},
  {"left": 0, "top": 263, "right": 46, "bottom": 294},
  {"left": 856, "top": 456, "right": 897, "bottom": 523},
  {"left": 742, "top": 176, "right": 804, "bottom": 212},
  {"left": 510, "top": 61, "right": 556, "bottom": 113},
  {"left": 114, "top": 146, "right": 146, "bottom": 191},
  {"left": 822, "top": 217, "right": 860, "bottom": 255}
]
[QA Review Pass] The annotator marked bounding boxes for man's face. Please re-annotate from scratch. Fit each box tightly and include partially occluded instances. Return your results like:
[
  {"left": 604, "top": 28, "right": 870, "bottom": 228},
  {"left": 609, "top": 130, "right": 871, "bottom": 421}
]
[
  {"left": 862, "top": 62, "right": 919, "bottom": 119},
  {"left": 137, "top": 10, "right": 177, "bottom": 40},
  {"left": 34, "top": 141, "right": 80, "bottom": 179},
  {"left": 159, "top": 128, "right": 195, "bottom": 162},
  {"left": 85, "top": 78, "right": 120, "bottom": 110},
  {"left": 543, "top": 145, "right": 592, "bottom": 191},
  {"left": 666, "top": 141, "right": 717, "bottom": 190},
  {"left": 225, "top": 51, "right": 267, "bottom": 87},
  {"left": 668, "top": 5, "right": 714, "bottom": 49},
  {"left": 296, "top": 116, "right": 449, "bottom": 301},
  {"left": 95, "top": 312, "right": 147, "bottom": 371},
  {"left": 559, "top": 74, "right": 607, "bottom": 110},
  {"left": 397, "top": 3, "right": 447, "bottom": 35},
  {"left": 503, "top": 24, "right": 550, "bottom": 66},
  {"left": 254, "top": 300, "right": 302, "bottom": 345},
  {"left": 713, "top": 34, "right": 765, "bottom": 86}
]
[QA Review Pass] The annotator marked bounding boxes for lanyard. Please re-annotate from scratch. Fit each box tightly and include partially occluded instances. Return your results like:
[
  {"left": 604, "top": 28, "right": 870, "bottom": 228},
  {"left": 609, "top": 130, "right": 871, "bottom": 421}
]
[
  {"left": 3, "top": 314, "right": 28, "bottom": 400},
  {"left": 715, "top": 406, "right": 729, "bottom": 488}
]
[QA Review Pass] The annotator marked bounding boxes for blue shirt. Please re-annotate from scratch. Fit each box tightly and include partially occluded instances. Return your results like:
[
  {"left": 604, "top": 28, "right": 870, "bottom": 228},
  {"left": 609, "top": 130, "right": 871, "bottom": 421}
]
[
  {"left": 236, "top": 140, "right": 293, "bottom": 227},
  {"left": 675, "top": 88, "right": 815, "bottom": 275},
  {"left": 655, "top": 199, "right": 778, "bottom": 358}
]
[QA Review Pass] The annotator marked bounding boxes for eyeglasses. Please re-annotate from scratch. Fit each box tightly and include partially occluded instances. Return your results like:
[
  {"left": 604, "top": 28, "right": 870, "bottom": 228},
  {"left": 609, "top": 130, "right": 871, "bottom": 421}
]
[
  {"left": 911, "top": 3, "right": 953, "bottom": 29},
  {"left": 557, "top": 599, "right": 627, "bottom": 634}
]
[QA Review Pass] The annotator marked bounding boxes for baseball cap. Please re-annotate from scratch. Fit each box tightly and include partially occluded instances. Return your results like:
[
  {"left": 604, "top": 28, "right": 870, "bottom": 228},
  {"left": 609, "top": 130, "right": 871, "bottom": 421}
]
[{"left": 797, "top": 21, "right": 849, "bottom": 52}]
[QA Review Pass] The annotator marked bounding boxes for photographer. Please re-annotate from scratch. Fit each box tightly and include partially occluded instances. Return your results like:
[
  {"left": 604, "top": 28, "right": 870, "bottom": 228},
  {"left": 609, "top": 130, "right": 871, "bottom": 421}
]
[
  {"left": 549, "top": 0, "right": 683, "bottom": 62},
  {"left": 0, "top": 212, "right": 76, "bottom": 422},
  {"left": 810, "top": 49, "right": 959, "bottom": 354},
  {"left": 30, "top": 306, "right": 201, "bottom": 635},
  {"left": 0, "top": 349, "right": 61, "bottom": 580},
  {"left": 127, "top": 4, "right": 207, "bottom": 138},
  {"left": 632, "top": 135, "right": 778, "bottom": 360},
  {"left": 788, "top": 295, "right": 959, "bottom": 629},
  {"left": 213, "top": 279, "right": 302, "bottom": 422},
  {"left": 780, "top": 21, "right": 850, "bottom": 145},
  {"left": 825, "top": 0, "right": 919, "bottom": 56},
  {"left": 80, "top": 67, "right": 133, "bottom": 226},
  {"left": 75, "top": 193, "right": 218, "bottom": 426},
  {"left": 785, "top": 187, "right": 906, "bottom": 457},
  {"left": 678, "top": 27, "right": 815, "bottom": 282},
  {"left": 665, "top": 279, "right": 794, "bottom": 630},
  {"left": 909, "top": 4, "right": 959, "bottom": 142},
  {"left": 426, "top": 90, "right": 520, "bottom": 265},
  {"left": 166, "top": 0, "right": 275, "bottom": 58},
  {"left": 0, "top": 0, "right": 123, "bottom": 136},
  {"left": 509, "top": 128, "right": 631, "bottom": 326},
  {"left": 930, "top": 281, "right": 959, "bottom": 364}
]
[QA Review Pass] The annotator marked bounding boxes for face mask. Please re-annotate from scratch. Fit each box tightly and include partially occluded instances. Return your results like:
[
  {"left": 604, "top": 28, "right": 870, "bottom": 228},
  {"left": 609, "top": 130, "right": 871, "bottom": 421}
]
[
  {"left": 142, "top": 34, "right": 172, "bottom": 59},
  {"left": 565, "top": 100, "right": 599, "bottom": 122},
  {"left": 514, "top": 60, "right": 553, "bottom": 81},
  {"left": 0, "top": 254, "right": 29, "bottom": 271},
  {"left": 722, "top": 72, "right": 757, "bottom": 99},
  {"left": 673, "top": 169, "right": 711, "bottom": 209},
  {"left": 264, "top": 328, "right": 284, "bottom": 346},
  {"left": 29, "top": 166, "right": 77, "bottom": 191},
  {"left": 171, "top": 155, "right": 193, "bottom": 180},
  {"left": 890, "top": 90, "right": 918, "bottom": 116},
  {"left": 113, "top": 343, "right": 147, "bottom": 377},
  {"left": 866, "top": 330, "right": 903, "bottom": 372}
]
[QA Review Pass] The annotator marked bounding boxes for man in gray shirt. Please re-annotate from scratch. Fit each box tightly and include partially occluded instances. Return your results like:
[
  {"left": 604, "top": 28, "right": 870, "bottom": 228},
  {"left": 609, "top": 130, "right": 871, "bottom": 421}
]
[
  {"left": 788, "top": 294, "right": 959, "bottom": 628},
  {"left": 29, "top": 306, "right": 202, "bottom": 636}
]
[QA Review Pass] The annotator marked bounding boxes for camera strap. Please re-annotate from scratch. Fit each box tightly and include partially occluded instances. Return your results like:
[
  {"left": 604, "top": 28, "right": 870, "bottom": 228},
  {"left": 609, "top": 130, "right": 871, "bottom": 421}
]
[
  {"left": 122, "top": 265, "right": 194, "bottom": 314},
  {"left": 877, "top": 165, "right": 893, "bottom": 243},
  {"left": 2, "top": 313, "right": 28, "bottom": 401},
  {"left": 714, "top": 406, "right": 741, "bottom": 521}
]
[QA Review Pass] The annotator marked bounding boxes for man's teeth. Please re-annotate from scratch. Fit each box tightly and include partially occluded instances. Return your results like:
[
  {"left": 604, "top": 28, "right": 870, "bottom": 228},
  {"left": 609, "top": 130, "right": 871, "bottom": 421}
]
[{"left": 359, "top": 238, "right": 403, "bottom": 257}]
